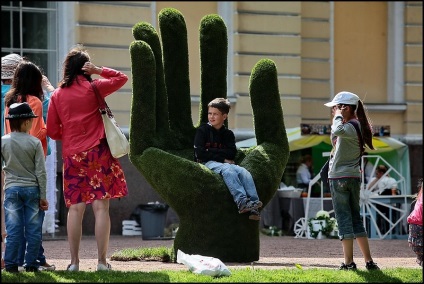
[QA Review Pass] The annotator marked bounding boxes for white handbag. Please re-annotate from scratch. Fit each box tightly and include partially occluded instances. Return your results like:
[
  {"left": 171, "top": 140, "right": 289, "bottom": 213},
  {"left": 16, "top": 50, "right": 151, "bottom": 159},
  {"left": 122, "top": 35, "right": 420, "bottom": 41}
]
[{"left": 91, "top": 82, "right": 129, "bottom": 158}]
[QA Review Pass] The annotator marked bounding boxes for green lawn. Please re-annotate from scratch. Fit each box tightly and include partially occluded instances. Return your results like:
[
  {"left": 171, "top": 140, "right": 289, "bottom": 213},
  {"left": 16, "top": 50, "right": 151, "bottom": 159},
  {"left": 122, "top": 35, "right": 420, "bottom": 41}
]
[{"left": 1, "top": 267, "right": 422, "bottom": 283}]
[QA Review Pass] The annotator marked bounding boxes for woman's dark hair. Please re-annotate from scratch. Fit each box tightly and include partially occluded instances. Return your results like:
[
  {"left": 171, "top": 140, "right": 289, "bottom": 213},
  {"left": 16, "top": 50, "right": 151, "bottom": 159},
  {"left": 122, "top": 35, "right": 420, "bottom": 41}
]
[
  {"left": 59, "top": 44, "right": 92, "bottom": 88},
  {"left": 4, "top": 60, "right": 43, "bottom": 107},
  {"left": 417, "top": 178, "right": 423, "bottom": 199},
  {"left": 349, "top": 100, "right": 375, "bottom": 150}
]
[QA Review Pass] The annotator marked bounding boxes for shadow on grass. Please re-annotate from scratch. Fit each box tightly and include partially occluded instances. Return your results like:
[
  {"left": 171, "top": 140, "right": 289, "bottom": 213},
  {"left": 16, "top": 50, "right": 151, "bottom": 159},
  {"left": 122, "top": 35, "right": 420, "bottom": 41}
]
[
  {"left": 1, "top": 271, "right": 171, "bottom": 283},
  {"left": 354, "top": 269, "right": 403, "bottom": 283}
]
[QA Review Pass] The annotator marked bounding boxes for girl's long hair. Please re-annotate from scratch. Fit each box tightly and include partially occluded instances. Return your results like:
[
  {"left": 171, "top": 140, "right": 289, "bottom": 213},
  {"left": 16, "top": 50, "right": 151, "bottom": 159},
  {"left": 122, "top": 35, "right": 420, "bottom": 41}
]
[
  {"left": 351, "top": 100, "right": 375, "bottom": 150},
  {"left": 4, "top": 60, "right": 43, "bottom": 107},
  {"left": 59, "top": 44, "right": 92, "bottom": 88}
]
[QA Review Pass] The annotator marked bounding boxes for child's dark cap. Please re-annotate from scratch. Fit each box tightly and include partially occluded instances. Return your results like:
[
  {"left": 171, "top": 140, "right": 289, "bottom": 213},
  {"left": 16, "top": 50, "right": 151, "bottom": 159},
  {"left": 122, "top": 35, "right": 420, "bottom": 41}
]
[{"left": 5, "top": 102, "right": 38, "bottom": 120}]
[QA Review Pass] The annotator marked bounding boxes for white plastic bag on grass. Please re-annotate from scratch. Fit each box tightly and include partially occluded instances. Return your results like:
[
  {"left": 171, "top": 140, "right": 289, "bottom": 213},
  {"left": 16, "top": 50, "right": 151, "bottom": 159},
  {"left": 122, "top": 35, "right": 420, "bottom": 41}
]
[{"left": 176, "top": 249, "right": 231, "bottom": 277}]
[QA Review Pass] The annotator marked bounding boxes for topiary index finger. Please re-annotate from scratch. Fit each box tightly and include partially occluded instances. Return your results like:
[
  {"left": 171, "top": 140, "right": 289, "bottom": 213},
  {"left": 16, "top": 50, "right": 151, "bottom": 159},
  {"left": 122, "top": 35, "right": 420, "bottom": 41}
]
[{"left": 249, "top": 59, "right": 288, "bottom": 149}]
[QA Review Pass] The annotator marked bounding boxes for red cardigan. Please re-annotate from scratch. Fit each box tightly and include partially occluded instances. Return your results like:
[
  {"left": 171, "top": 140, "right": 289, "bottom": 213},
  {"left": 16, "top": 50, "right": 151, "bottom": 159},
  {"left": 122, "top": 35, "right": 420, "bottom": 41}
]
[{"left": 46, "top": 67, "right": 128, "bottom": 157}]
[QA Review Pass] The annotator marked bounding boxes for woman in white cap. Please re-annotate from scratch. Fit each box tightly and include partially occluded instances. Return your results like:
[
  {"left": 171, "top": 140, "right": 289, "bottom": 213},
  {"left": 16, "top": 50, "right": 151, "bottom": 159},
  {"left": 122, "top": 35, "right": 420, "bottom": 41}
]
[
  {"left": 324, "top": 91, "right": 380, "bottom": 270},
  {"left": 2, "top": 54, "right": 24, "bottom": 136}
]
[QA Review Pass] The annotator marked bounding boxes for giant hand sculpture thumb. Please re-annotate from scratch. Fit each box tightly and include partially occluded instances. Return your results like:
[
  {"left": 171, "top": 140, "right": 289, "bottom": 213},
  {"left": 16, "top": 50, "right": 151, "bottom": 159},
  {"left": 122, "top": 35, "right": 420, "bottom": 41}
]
[{"left": 129, "top": 8, "right": 289, "bottom": 262}]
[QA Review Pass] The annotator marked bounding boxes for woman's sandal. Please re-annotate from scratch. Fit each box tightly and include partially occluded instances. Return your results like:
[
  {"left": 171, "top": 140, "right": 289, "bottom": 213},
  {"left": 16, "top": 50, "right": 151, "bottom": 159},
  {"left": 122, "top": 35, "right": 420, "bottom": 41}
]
[
  {"left": 67, "top": 264, "right": 79, "bottom": 272},
  {"left": 97, "top": 263, "right": 112, "bottom": 271}
]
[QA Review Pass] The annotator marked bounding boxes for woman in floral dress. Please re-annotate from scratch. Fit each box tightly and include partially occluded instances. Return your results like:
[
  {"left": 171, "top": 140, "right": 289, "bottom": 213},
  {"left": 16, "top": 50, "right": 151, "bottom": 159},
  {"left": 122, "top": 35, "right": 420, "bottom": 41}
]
[{"left": 47, "top": 45, "right": 128, "bottom": 272}]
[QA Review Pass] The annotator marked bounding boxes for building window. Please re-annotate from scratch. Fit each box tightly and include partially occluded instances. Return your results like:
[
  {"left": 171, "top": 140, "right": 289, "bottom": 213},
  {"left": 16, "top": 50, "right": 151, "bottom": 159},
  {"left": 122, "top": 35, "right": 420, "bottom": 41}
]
[{"left": 1, "top": 1, "right": 58, "bottom": 84}]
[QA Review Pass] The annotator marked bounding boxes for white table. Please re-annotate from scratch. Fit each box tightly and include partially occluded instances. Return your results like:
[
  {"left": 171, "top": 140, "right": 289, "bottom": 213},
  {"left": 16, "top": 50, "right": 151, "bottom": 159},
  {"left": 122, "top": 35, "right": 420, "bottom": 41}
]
[{"left": 360, "top": 194, "right": 413, "bottom": 239}]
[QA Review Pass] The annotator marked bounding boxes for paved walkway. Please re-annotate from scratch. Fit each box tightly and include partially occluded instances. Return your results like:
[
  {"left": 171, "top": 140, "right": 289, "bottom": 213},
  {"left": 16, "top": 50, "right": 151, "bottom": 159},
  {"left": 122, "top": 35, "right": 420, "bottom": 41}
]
[{"left": 40, "top": 234, "right": 420, "bottom": 272}]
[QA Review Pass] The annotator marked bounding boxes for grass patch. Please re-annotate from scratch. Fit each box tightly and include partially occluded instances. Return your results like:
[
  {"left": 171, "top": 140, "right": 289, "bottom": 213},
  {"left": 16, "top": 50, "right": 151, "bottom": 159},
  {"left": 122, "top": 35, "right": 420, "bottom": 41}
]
[
  {"left": 110, "top": 246, "right": 174, "bottom": 262},
  {"left": 1, "top": 268, "right": 422, "bottom": 283}
]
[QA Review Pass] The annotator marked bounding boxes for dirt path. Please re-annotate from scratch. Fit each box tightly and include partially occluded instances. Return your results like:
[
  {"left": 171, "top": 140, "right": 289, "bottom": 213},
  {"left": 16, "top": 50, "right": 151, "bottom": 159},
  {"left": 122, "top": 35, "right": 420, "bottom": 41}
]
[{"left": 40, "top": 234, "right": 419, "bottom": 272}]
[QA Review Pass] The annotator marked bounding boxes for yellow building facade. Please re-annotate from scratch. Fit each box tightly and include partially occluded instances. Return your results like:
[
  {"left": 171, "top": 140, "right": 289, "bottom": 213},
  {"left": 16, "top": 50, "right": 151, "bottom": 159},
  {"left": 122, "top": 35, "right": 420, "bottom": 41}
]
[
  {"left": 74, "top": 1, "right": 424, "bottom": 234},
  {"left": 66, "top": 1, "right": 422, "bottom": 143},
  {"left": 2, "top": 1, "right": 421, "bottom": 235}
]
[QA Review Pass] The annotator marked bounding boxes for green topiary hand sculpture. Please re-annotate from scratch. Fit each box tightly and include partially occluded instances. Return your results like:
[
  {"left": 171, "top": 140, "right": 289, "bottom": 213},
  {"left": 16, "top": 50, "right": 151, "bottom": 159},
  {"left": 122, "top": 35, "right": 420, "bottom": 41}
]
[{"left": 129, "top": 8, "right": 289, "bottom": 262}]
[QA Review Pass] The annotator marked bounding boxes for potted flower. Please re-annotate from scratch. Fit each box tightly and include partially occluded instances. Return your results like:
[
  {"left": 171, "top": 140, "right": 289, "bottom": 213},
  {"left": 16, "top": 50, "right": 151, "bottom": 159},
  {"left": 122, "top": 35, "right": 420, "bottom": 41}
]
[
  {"left": 329, "top": 217, "right": 338, "bottom": 237},
  {"left": 307, "top": 210, "right": 336, "bottom": 239}
]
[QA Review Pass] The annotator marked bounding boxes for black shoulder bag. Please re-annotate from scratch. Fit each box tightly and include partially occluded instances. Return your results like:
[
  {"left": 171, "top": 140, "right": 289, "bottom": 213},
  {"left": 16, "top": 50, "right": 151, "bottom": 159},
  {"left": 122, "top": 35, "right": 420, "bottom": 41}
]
[{"left": 320, "top": 158, "right": 330, "bottom": 188}]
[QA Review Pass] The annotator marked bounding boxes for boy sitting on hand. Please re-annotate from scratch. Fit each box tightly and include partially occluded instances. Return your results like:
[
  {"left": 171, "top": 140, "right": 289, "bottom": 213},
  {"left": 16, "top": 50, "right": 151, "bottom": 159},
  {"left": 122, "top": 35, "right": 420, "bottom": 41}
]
[{"left": 194, "top": 98, "right": 262, "bottom": 220}]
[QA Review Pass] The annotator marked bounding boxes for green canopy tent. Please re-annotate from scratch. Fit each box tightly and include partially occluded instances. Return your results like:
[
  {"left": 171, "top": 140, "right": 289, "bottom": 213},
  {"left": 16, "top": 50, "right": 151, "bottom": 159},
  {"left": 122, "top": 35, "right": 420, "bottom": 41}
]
[{"left": 236, "top": 127, "right": 411, "bottom": 194}]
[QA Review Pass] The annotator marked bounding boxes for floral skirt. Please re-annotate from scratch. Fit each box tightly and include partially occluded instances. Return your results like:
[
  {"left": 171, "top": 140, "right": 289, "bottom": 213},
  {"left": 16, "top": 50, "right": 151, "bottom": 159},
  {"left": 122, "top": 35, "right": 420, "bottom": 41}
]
[
  {"left": 408, "top": 223, "right": 423, "bottom": 264},
  {"left": 62, "top": 139, "right": 128, "bottom": 208}
]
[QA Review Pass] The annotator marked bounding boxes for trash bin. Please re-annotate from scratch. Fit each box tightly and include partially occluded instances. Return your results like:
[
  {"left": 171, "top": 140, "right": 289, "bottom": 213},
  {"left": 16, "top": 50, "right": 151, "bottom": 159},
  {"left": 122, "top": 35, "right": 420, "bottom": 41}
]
[{"left": 138, "top": 203, "right": 169, "bottom": 240}]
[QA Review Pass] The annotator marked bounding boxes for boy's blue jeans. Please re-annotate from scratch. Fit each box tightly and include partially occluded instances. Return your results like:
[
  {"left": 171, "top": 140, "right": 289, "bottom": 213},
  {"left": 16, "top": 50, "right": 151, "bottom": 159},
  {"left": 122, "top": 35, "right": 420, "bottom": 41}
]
[
  {"left": 329, "top": 178, "right": 368, "bottom": 240},
  {"left": 204, "top": 161, "right": 259, "bottom": 207},
  {"left": 18, "top": 210, "right": 46, "bottom": 266},
  {"left": 4, "top": 186, "right": 42, "bottom": 270}
]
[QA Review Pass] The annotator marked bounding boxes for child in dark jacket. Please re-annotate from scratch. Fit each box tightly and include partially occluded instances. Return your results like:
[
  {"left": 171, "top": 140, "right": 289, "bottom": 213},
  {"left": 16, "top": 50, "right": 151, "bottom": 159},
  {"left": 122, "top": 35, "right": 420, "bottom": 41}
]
[{"left": 194, "top": 98, "right": 262, "bottom": 220}]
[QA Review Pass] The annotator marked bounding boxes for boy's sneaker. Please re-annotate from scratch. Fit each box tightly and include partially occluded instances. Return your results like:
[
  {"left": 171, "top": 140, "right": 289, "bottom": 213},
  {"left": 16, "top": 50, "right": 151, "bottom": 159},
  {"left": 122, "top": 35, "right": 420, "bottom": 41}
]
[
  {"left": 251, "top": 200, "right": 263, "bottom": 209},
  {"left": 25, "top": 266, "right": 40, "bottom": 272},
  {"left": 39, "top": 263, "right": 56, "bottom": 271},
  {"left": 365, "top": 260, "right": 380, "bottom": 270},
  {"left": 5, "top": 266, "right": 19, "bottom": 273},
  {"left": 339, "top": 262, "right": 357, "bottom": 270},
  {"left": 238, "top": 200, "right": 263, "bottom": 214},
  {"left": 249, "top": 209, "right": 261, "bottom": 221},
  {"left": 237, "top": 199, "right": 251, "bottom": 213}
]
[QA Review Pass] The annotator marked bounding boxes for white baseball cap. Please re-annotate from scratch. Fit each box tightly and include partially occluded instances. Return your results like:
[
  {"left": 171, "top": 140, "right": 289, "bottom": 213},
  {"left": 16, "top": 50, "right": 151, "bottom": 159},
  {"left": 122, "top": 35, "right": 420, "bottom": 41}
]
[
  {"left": 324, "top": 91, "right": 360, "bottom": 107},
  {"left": 1, "top": 53, "right": 23, "bottom": 80}
]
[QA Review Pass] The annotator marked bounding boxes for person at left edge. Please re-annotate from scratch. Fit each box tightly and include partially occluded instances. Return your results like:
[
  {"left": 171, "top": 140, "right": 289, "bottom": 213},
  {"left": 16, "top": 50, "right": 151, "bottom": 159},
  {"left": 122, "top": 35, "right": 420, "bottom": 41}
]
[
  {"left": 3, "top": 57, "right": 55, "bottom": 271},
  {"left": 1, "top": 102, "right": 48, "bottom": 273}
]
